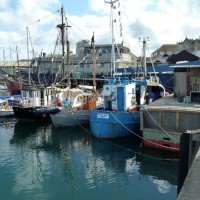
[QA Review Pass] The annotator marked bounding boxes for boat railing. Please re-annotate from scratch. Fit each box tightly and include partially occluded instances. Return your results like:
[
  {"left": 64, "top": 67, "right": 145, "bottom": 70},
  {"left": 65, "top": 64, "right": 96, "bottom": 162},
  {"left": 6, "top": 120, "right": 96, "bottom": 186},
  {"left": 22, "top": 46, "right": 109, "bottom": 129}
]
[
  {"left": 104, "top": 75, "right": 132, "bottom": 85},
  {"left": 148, "top": 74, "right": 160, "bottom": 83},
  {"left": 6, "top": 98, "right": 21, "bottom": 107}
]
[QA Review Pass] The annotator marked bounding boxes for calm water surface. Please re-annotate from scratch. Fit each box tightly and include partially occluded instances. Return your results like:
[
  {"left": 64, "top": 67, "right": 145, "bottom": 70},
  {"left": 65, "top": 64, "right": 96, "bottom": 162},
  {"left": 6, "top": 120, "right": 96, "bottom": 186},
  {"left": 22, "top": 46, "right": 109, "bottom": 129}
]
[{"left": 0, "top": 118, "right": 178, "bottom": 200}]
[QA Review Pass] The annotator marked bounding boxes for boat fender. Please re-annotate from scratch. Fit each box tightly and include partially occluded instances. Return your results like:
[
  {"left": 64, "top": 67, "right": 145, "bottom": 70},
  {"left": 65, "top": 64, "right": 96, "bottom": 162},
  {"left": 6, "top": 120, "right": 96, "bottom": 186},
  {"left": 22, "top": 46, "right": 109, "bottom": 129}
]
[
  {"left": 127, "top": 107, "right": 137, "bottom": 112},
  {"left": 131, "top": 96, "right": 137, "bottom": 106},
  {"left": 3, "top": 105, "right": 9, "bottom": 110},
  {"left": 110, "top": 93, "right": 116, "bottom": 101}
]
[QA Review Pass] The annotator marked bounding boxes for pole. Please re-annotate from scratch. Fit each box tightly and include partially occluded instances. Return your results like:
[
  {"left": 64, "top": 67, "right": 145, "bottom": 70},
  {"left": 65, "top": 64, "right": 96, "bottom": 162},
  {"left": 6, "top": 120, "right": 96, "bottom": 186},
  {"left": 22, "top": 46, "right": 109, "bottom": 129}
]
[
  {"left": 104, "top": 0, "right": 119, "bottom": 79},
  {"left": 67, "top": 40, "right": 71, "bottom": 88},
  {"left": 26, "top": 27, "right": 30, "bottom": 84},
  {"left": 92, "top": 32, "right": 96, "bottom": 92},
  {"left": 16, "top": 46, "right": 22, "bottom": 84},
  {"left": 143, "top": 38, "right": 147, "bottom": 77},
  {"left": 57, "top": 5, "right": 66, "bottom": 78}
]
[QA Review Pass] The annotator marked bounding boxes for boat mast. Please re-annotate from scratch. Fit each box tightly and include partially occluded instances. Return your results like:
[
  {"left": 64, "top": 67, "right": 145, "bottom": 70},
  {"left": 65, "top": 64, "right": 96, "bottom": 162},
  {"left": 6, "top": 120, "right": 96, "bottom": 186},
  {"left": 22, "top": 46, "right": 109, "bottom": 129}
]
[
  {"left": 142, "top": 38, "right": 147, "bottom": 77},
  {"left": 105, "top": 0, "right": 119, "bottom": 79},
  {"left": 16, "top": 46, "right": 22, "bottom": 84},
  {"left": 3, "top": 49, "right": 5, "bottom": 70},
  {"left": 26, "top": 27, "right": 31, "bottom": 84},
  {"left": 57, "top": 5, "right": 66, "bottom": 78},
  {"left": 66, "top": 18, "right": 71, "bottom": 88},
  {"left": 92, "top": 32, "right": 96, "bottom": 92}
]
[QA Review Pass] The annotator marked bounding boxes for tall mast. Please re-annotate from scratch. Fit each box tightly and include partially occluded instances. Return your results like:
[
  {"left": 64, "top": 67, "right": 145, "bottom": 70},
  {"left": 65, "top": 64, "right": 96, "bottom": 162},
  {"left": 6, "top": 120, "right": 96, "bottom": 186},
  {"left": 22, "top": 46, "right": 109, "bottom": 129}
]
[
  {"left": 26, "top": 27, "right": 30, "bottom": 84},
  {"left": 3, "top": 49, "right": 5, "bottom": 70},
  {"left": 142, "top": 38, "right": 147, "bottom": 77},
  {"left": 57, "top": 5, "right": 66, "bottom": 77},
  {"left": 66, "top": 18, "right": 71, "bottom": 88},
  {"left": 16, "top": 46, "right": 22, "bottom": 84},
  {"left": 91, "top": 32, "right": 96, "bottom": 92},
  {"left": 104, "top": 0, "right": 119, "bottom": 79}
]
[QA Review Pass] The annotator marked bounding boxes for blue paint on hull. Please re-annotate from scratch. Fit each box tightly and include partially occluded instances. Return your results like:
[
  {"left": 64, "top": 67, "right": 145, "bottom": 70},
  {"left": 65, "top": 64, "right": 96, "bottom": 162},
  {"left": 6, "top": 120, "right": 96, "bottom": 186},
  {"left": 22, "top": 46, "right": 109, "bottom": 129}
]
[{"left": 90, "top": 109, "right": 140, "bottom": 139}]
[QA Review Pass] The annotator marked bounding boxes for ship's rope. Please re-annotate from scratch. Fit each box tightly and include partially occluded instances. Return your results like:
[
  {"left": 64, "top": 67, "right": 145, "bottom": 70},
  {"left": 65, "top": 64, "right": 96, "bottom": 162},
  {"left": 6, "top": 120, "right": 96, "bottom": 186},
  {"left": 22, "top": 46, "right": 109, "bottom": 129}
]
[
  {"left": 78, "top": 121, "right": 178, "bottom": 161},
  {"left": 108, "top": 111, "right": 179, "bottom": 151},
  {"left": 143, "top": 107, "right": 179, "bottom": 143},
  {"left": 73, "top": 110, "right": 179, "bottom": 161}
]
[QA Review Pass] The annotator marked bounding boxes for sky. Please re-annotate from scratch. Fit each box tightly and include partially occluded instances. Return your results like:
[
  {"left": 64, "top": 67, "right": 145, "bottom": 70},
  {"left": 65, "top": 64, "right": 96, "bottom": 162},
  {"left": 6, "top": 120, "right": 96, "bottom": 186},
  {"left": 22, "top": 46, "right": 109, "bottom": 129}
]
[{"left": 0, "top": 0, "right": 200, "bottom": 61}]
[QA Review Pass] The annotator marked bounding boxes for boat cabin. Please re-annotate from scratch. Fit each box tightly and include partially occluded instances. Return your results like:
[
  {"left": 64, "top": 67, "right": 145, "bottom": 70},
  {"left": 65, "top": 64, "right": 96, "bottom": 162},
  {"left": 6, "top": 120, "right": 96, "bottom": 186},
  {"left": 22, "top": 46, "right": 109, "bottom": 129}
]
[{"left": 102, "top": 76, "right": 147, "bottom": 111}]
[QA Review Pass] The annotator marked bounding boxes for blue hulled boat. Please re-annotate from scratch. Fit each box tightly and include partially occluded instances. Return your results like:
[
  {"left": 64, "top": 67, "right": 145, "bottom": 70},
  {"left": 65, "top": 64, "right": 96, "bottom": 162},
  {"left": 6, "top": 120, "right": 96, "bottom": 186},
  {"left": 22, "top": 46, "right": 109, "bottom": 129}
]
[
  {"left": 89, "top": 0, "right": 166, "bottom": 139},
  {"left": 90, "top": 77, "right": 148, "bottom": 138}
]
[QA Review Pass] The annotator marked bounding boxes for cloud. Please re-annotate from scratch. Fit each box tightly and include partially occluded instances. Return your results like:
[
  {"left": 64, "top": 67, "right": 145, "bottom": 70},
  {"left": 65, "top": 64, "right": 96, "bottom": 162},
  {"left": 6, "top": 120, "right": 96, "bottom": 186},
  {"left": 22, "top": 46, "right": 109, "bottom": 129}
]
[
  {"left": 1, "top": 0, "right": 200, "bottom": 59},
  {"left": 0, "top": 0, "right": 10, "bottom": 9}
]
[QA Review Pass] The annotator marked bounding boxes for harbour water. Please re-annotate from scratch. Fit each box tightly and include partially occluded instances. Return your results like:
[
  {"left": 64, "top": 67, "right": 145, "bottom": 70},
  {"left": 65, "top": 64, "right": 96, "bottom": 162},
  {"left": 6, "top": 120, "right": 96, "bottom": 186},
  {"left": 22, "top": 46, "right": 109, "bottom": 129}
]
[{"left": 0, "top": 117, "right": 178, "bottom": 200}]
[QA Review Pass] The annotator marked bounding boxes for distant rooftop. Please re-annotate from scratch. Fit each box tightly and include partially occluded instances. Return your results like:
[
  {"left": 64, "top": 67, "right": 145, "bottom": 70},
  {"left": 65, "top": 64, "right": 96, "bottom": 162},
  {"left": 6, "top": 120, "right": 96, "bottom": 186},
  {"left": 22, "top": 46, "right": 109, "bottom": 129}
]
[{"left": 157, "top": 44, "right": 184, "bottom": 51}]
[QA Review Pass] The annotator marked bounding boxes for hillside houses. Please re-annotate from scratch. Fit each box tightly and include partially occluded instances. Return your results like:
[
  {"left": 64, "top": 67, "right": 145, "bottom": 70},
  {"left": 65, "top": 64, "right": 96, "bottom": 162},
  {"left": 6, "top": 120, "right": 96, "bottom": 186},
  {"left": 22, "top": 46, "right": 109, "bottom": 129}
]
[{"left": 151, "top": 37, "right": 200, "bottom": 63}]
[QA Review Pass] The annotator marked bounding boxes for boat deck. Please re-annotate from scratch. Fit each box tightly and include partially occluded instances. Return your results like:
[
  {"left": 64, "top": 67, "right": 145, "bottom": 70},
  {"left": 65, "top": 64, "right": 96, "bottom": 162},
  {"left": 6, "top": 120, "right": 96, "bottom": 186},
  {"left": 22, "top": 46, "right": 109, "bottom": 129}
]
[
  {"left": 140, "top": 94, "right": 200, "bottom": 152},
  {"left": 141, "top": 94, "right": 200, "bottom": 113}
]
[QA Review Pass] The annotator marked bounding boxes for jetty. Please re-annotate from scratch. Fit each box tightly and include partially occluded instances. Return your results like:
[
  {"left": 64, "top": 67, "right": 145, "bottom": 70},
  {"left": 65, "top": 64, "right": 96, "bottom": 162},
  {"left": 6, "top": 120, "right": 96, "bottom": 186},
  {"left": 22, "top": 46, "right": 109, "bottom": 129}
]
[{"left": 177, "top": 129, "right": 200, "bottom": 200}]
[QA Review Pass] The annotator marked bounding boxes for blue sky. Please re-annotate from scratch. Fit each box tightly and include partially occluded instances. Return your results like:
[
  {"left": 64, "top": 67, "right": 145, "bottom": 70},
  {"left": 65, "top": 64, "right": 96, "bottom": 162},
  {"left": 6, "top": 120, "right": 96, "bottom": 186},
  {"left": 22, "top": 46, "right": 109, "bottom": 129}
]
[
  {"left": 0, "top": 0, "right": 200, "bottom": 60},
  {"left": 64, "top": 0, "right": 92, "bottom": 16}
]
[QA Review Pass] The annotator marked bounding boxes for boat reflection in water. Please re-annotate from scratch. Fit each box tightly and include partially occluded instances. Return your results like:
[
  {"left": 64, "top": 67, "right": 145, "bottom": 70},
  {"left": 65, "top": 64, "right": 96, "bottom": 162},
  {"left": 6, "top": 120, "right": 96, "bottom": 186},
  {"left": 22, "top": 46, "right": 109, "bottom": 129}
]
[
  {"left": 140, "top": 147, "right": 178, "bottom": 190},
  {"left": 0, "top": 117, "right": 18, "bottom": 129},
  {"left": 7, "top": 122, "right": 178, "bottom": 200}
]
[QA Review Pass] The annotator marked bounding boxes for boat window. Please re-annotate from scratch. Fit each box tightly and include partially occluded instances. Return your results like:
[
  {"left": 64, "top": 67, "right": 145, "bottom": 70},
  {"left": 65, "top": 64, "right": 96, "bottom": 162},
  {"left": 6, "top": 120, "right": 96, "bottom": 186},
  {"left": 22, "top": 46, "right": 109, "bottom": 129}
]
[
  {"left": 80, "top": 64, "right": 84, "bottom": 68},
  {"left": 22, "top": 90, "right": 26, "bottom": 97},
  {"left": 86, "top": 63, "right": 90, "bottom": 69},
  {"left": 29, "top": 91, "right": 33, "bottom": 98},
  {"left": 101, "top": 48, "right": 107, "bottom": 54}
]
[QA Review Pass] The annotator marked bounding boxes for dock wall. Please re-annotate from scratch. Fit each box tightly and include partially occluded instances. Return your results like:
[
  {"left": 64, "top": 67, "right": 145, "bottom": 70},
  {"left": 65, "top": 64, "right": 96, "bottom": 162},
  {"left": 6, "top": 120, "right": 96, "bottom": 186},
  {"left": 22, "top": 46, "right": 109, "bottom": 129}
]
[{"left": 177, "top": 130, "right": 200, "bottom": 200}]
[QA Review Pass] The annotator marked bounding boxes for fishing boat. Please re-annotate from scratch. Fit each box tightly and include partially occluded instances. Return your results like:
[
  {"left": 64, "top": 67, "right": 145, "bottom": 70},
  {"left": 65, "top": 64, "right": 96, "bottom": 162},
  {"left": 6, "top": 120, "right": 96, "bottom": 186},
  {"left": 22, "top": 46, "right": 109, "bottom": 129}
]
[
  {"left": 50, "top": 88, "right": 101, "bottom": 127},
  {"left": 50, "top": 31, "right": 104, "bottom": 128},
  {"left": 2, "top": 6, "right": 68, "bottom": 95},
  {"left": 12, "top": 85, "right": 60, "bottom": 121},
  {"left": 89, "top": 0, "right": 166, "bottom": 139},
  {"left": 11, "top": 6, "right": 73, "bottom": 122}
]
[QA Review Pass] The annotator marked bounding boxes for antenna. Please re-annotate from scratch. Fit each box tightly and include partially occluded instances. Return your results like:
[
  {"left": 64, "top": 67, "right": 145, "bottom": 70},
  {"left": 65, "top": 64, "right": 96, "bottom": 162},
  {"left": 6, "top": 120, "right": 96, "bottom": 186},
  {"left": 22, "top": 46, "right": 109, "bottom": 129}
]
[{"left": 104, "top": 0, "right": 119, "bottom": 79}]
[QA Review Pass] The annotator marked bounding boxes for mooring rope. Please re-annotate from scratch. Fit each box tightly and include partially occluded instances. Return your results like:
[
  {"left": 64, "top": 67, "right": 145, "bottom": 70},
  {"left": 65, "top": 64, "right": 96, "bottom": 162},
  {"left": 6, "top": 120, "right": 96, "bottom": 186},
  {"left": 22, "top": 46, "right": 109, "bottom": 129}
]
[
  {"left": 143, "top": 107, "right": 179, "bottom": 143},
  {"left": 73, "top": 110, "right": 179, "bottom": 161},
  {"left": 108, "top": 111, "right": 179, "bottom": 151}
]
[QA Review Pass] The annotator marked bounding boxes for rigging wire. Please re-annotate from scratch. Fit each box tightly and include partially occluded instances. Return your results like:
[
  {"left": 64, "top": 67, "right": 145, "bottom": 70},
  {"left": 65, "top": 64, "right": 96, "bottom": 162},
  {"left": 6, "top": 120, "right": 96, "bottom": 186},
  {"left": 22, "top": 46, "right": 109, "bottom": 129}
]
[{"left": 0, "top": 9, "right": 60, "bottom": 52}]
